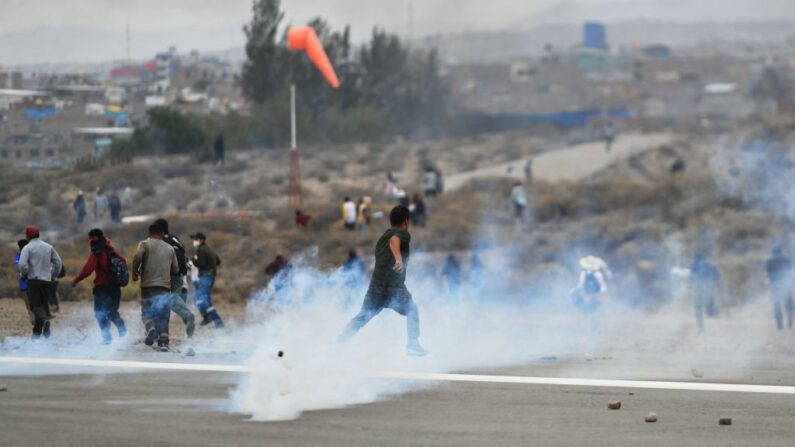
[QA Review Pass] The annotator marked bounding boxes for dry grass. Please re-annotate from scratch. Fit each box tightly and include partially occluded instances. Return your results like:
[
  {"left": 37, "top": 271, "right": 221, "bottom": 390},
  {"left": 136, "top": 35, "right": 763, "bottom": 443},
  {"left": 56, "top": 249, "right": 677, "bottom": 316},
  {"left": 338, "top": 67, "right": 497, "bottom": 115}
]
[{"left": 3, "top": 126, "right": 795, "bottom": 311}]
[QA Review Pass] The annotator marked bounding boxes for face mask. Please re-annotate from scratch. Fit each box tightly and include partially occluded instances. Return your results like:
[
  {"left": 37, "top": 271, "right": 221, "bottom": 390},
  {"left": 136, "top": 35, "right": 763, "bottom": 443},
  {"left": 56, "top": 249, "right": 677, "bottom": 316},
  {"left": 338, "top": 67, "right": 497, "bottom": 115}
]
[{"left": 193, "top": 241, "right": 201, "bottom": 248}]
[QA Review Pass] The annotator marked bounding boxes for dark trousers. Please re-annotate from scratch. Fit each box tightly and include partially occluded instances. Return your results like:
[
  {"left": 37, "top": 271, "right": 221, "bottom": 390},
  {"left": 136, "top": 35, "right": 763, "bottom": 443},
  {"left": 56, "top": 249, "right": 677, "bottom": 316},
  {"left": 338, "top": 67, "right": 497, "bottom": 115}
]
[
  {"left": 50, "top": 281, "right": 60, "bottom": 308},
  {"left": 340, "top": 286, "right": 420, "bottom": 345},
  {"left": 27, "top": 279, "right": 52, "bottom": 337},
  {"left": 141, "top": 287, "right": 172, "bottom": 345},
  {"left": 169, "top": 275, "right": 195, "bottom": 326},
  {"left": 94, "top": 286, "right": 126, "bottom": 342}
]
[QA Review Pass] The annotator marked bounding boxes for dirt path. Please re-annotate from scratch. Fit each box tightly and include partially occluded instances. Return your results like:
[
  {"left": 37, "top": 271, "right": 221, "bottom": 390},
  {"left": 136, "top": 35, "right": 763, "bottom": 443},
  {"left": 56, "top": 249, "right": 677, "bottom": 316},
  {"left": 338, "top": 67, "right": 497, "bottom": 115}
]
[{"left": 445, "top": 133, "right": 673, "bottom": 190}]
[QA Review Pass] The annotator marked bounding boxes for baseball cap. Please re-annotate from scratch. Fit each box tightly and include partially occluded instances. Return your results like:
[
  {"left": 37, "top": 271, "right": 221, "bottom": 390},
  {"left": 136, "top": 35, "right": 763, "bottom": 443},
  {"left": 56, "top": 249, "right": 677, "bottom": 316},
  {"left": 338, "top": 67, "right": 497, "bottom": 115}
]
[{"left": 22, "top": 225, "right": 40, "bottom": 238}]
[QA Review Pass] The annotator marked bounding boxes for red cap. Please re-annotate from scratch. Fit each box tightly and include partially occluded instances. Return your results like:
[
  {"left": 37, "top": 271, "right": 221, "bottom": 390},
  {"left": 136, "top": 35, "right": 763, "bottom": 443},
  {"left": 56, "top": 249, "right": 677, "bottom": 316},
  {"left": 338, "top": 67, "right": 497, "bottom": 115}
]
[{"left": 23, "top": 225, "right": 40, "bottom": 238}]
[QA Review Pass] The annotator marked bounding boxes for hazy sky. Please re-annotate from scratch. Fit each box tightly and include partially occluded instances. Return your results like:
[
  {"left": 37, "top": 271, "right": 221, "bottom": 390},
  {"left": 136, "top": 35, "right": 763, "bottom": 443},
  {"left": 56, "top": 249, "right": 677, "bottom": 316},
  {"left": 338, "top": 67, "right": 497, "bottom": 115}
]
[
  {"left": 2, "top": 0, "right": 787, "bottom": 65},
  {"left": 0, "top": 0, "right": 602, "bottom": 36}
]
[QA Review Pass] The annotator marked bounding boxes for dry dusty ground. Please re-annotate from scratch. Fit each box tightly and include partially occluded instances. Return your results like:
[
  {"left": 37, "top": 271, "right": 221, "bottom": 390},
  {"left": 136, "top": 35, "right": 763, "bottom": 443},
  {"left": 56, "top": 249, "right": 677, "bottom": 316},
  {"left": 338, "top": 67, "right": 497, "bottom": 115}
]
[{"left": 0, "top": 297, "right": 247, "bottom": 342}]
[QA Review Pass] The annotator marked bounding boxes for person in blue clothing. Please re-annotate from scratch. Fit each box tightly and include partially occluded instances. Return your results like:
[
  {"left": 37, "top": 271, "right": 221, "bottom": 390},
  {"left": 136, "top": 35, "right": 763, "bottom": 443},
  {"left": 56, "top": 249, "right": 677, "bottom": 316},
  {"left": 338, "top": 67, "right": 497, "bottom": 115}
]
[
  {"left": 73, "top": 191, "right": 87, "bottom": 223},
  {"left": 15, "top": 240, "right": 33, "bottom": 326}
]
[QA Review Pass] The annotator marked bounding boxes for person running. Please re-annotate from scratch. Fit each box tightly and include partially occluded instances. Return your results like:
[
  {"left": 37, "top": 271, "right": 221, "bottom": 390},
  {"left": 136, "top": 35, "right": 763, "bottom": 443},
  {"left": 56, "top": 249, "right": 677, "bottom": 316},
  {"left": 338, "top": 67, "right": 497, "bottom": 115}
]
[
  {"left": 342, "top": 197, "right": 357, "bottom": 231},
  {"left": 191, "top": 232, "right": 223, "bottom": 328},
  {"left": 153, "top": 218, "right": 195, "bottom": 338},
  {"left": 339, "top": 205, "right": 428, "bottom": 356},
  {"left": 423, "top": 168, "right": 438, "bottom": 197},
  {"left": 570, "top": 255, "right": 612, "bottom": 331},
  {"left": 214, "top": 133, "right": 225, "bottom": 166},
  {"left": 108, "top": 191, "right": 122, "bottom": 223},
  {"left": 766, "top": 246, "right": 794, "bottom": 330},
  {"left": 603, "top": 121, "right": 616, "bottom": 152},
  {"left": 73, "top": 191, "right": 87, "bottom": 223},
  {"left": 511, "top": 182, "right": 528, "bottom": 224},
  {"left": 71, "top": 229, "right": 127, "bottom": 344},
  {"left": 410, "top": 194, "right": 427, "bottom": 228},
  {"left": 357, "top": 197, "right": 372, "bottom": 233},
  {"left": 294, "top": 210, "right": 312, "bottom": 229},
  {"left": 442, "top": 254, "right": 462, "bottom": 296},
  {"left": 341, "top": 249, "right": 366, "bottom": 309},
  {"left": 132, "top": 223, "right": 180, "bottom": 352},
  {"left": 524, "top": 159, "right": 534, "bottom": 184},
  {"left": 689, "top": 253, "right": 721, "bottom": 333},
  {"left": 17, "top": 226, "right": 62, "bottom": 340},
  {"left": 94, "top": 188, "right": 108, "bottom": 221},
  {"left": 122, "top": 185, "right": 134, "bottom": 207},
  {"left": 15, "top": 240, "right": 34, "bottom": 326},
  {"left": 265, "top": 253, "right": 292, "bottom": 294}
]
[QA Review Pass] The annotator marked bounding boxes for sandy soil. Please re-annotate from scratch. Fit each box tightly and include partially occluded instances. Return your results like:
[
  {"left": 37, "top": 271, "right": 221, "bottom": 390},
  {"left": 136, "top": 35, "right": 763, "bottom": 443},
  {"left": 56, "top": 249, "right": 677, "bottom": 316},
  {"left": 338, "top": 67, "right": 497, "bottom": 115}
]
[{"left": 0, "top": 297, "right": 247, "bottom": 342}]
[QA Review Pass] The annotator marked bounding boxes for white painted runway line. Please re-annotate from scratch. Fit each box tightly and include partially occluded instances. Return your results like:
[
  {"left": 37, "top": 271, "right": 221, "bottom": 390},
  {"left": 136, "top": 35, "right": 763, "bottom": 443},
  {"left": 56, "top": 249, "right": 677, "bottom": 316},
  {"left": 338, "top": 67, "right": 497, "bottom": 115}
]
[
  {"left": 375, "top": 371, "right": 795, "bottom": 395},
  {"left": 0, "top": 356, "right": 250, "bottom": 373},
  {"left": 2, "top": 356, "right": 795, "bottom": 395}
]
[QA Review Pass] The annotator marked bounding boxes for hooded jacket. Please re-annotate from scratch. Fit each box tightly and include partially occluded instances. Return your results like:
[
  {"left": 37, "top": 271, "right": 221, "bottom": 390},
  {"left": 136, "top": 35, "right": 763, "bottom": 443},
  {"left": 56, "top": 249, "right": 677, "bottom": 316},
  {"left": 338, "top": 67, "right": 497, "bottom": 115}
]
[{"left": 73, "top": 238, "right": 126, "bottom": 288}]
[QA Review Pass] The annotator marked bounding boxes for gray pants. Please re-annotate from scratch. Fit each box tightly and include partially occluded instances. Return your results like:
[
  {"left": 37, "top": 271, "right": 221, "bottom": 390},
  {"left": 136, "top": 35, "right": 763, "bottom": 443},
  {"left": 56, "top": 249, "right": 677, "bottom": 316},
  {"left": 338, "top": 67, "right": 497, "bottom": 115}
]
[
  {"left": 340, "top": 286, "right": 420, "bottom": 345},
  {"left": 772, "top": 287, "right": 794, "bottom": 330},
  {"left": 170, "top": 275, "right": 195, "bottom": 326}
]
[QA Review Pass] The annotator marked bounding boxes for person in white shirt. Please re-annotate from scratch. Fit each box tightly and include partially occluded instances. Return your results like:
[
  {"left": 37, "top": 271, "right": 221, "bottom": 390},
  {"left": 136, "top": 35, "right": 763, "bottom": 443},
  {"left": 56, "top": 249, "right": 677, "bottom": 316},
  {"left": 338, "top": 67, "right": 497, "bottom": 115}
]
[
  {"left": 18, "top": 225, "right": 62, "bottom": 339},
  {"left": 342, "top": 197, "right": 357, "bottom": 231},
  {"left": 571, "top": 255, "right": 612, "bottom": 330}
]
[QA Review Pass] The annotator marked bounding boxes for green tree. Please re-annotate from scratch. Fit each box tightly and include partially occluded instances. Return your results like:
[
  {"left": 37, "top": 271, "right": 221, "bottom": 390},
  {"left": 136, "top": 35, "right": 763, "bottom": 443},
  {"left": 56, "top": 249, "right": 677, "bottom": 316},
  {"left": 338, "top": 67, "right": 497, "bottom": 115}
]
[
  {"left": 112, "top": 107, "right": 205, "bottom": 155},
  {"left": 241, "top": 0, "right": 287, "bottom": 104}
]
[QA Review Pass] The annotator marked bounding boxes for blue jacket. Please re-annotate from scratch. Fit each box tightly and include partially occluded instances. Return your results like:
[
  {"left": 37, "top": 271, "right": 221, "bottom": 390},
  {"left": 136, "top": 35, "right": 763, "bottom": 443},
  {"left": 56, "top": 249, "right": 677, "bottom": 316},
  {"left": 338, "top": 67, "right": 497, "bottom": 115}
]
[{"left": 14, "top": 254, "right": 28, "bottom": 291}]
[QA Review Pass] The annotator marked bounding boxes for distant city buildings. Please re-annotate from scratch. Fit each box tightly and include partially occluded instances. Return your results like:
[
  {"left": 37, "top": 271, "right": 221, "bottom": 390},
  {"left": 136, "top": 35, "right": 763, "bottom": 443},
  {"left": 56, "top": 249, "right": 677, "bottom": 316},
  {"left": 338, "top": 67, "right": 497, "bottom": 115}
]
[
  {"left": 0, "top": 45, "right": 243, "bottom": 167},
  {"left": 447, "top": 21, "right": 784, "bottom": 130}
]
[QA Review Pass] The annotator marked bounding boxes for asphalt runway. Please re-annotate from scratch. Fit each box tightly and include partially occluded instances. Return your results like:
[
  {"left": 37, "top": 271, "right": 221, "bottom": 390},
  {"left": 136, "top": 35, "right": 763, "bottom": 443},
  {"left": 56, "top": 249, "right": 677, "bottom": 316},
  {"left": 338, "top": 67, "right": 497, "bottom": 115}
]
[{"left": 2, "top": 356, "right": 795, "bottom": 447}]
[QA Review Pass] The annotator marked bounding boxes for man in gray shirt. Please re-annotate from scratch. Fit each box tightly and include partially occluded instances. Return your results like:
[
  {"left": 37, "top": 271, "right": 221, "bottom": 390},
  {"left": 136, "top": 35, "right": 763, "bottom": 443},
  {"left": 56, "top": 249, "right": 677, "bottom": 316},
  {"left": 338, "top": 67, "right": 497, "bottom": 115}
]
[
  {"left": 132, "top": 223, "right": 179, "bottom": 351},
  {"left": 18, "top": 226, "right": 62, "bottom": 339}
]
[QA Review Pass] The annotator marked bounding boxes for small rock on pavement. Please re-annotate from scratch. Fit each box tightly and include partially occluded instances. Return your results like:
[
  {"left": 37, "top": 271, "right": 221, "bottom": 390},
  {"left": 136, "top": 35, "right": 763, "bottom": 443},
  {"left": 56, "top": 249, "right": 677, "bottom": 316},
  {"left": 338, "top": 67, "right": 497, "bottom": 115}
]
[
  {"left": 645, "top": 412, "right": 658, "bottom": 423},
  {"left": 607, "top": 401, "right": 622, "bottom": 410},
  {"left": 184, "top": 347, "right": 196, "bottom": 357},
  {"left": 0, "top": 384, "right": 7, "bottom": 392},
  {"left": 719, "top": 418, "right": 732, "bottom": 426}
]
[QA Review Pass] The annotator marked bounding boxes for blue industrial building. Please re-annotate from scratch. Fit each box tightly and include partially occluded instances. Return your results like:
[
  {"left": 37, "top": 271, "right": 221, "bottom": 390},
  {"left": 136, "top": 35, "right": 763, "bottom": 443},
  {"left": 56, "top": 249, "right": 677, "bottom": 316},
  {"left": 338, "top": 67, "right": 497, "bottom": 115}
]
[{"left": 583, "top": 22, "right": 608, "bottom": 50}]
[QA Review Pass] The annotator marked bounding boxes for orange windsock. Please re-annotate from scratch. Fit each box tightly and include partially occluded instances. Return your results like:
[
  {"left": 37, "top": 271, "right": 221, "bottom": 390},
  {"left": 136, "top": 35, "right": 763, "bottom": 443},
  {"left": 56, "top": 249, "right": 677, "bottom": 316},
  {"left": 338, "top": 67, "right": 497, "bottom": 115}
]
[{"left": 288, "top": 26, "right": 340, "bottom": 89}]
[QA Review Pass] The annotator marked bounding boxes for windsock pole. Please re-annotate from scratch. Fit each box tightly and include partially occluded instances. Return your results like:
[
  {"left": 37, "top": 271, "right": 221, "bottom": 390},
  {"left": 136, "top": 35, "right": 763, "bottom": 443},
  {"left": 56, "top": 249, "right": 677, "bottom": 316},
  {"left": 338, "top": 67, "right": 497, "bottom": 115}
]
[
  {"left": 288, "top": 84, "right": 302, "bottom": 208},
  {"left": 290, "top": 84, "right": 297, "bottom": 150}
]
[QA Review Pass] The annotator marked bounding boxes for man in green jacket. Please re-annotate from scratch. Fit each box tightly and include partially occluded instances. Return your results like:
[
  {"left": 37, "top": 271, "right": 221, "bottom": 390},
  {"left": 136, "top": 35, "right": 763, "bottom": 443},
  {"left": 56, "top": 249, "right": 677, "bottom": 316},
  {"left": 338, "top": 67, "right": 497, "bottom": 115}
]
[
  {"left": 339, "top": 206, "right": 427, "bottom": 356},
  {"left": 191, "top": 232, "right": 223, "bottom": 328}
]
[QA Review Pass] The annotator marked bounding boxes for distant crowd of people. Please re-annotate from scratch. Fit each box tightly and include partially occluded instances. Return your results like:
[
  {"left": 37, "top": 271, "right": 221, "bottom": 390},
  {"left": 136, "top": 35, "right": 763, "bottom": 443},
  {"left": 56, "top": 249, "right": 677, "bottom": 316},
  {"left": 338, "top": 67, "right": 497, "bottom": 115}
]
[
  {"left": 567, "top": 246, "right": 795, "bottom": 334},
  {"left": 73, "top": 186, "right": 134, "bottom": 225}
]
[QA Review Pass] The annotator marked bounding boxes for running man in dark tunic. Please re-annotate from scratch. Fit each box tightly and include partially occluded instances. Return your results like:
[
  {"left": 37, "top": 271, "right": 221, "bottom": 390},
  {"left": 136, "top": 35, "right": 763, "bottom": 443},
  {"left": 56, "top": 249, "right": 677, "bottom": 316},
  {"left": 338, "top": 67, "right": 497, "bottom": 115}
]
[{"left": 339, "top": 205, "right": 428, "bottom": 356}]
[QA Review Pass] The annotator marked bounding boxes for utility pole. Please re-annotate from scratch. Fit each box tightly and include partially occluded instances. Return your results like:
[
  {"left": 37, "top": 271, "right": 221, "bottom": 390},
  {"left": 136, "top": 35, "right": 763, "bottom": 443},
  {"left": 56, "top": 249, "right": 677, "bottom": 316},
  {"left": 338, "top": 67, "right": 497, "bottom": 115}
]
[
  {"left": 125, "top": 22, "right": 131, "bottom": 65},
  {"left": 406, "top": 0, "right": 415, "bottom": 44}
]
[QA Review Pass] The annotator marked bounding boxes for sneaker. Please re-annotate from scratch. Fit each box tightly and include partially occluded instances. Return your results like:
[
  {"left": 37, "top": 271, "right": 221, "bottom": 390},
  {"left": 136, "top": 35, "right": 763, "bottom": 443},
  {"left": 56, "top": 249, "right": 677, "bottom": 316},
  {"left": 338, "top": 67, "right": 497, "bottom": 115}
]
[
  {"left": 185, "top": 322, "right": 195, "bottom": 338},
  {"left": 213, "top": 321, "right": 224, "bottom": 329},
  {"left": 42, "top": 321, "right": 51, "bottom": 339},
  {"left": 101, "top": 338, "right": 112, "bottom": 346},
  {"left": 158, "top": 344, "right": 170, "bottom": 353},
  {"left": 144, "top": 328, "right": 157, "bottom": 346},
  {"left": 406, "top": 343, "right": 428, "bottom": 357},
  {"left": 199, "top": 315, "right": 213, "bottom": 326}
]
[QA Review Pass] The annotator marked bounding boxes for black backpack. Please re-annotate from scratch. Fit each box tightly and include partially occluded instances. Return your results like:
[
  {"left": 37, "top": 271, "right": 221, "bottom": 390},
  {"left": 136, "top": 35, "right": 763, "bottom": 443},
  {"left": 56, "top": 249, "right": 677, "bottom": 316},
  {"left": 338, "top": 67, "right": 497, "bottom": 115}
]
[
  {"left": 164, "top": 235, "right": 188, "bottom": 276},
  {"left": 106, "top": 248, "right": 129, "bottom": 287}
]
